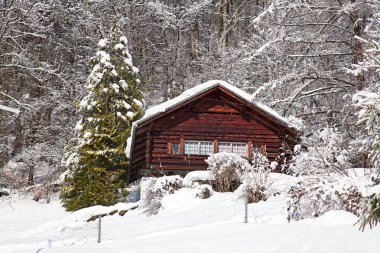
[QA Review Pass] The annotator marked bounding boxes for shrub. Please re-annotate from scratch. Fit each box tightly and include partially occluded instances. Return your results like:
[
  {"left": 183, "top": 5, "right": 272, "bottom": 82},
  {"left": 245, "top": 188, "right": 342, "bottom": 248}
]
[
  {"left": 287, "top": 128, "right": 351, "bottom": 176},
  {"left": 140, "top": 175, "right": 183, "bottom": 215},
  {"left": 206, "top": 150, "right": 276, "bottom": 202},
  {"left": 237, "top": 148, "right": 276, "bottom": 203},
  {"left": 287, "top": 177, "right": 366, "bottom": 218},
  {"left": 195, "top": 184, "right": 213, "bottom": 199},
  {"left": 205, "top": 152, "right": 250, "bottom": 192}
]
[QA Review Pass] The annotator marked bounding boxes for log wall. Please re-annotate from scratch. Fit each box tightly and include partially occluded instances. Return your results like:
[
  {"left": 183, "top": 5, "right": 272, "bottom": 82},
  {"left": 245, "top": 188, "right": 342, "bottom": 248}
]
[{"left": 128, "top": 89, "right": 298, "bottom": 182}]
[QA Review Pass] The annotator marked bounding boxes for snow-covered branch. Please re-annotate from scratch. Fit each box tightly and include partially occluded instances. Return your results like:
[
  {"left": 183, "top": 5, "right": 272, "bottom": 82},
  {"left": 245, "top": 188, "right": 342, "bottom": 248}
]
[{"left": 0, "top": 104, "right": 20, "bottom": 115}]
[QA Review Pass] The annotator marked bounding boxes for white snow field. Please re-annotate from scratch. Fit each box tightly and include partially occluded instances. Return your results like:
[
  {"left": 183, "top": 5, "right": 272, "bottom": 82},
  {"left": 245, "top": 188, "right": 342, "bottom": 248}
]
[{"left": 1, "top": 174, "right": 379, "bottom": 253}]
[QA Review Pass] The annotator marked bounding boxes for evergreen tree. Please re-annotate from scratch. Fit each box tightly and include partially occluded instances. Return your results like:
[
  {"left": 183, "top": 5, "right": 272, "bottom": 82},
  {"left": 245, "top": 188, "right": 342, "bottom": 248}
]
[
  {"left": 352, "top": 15, "right": 380, "bottom": 230},
  {"left": 60, "top": 30, "right": 144, "bottom": 211},
  {"left": 354, "top": 90, "right": 380, "bottom": 230}
]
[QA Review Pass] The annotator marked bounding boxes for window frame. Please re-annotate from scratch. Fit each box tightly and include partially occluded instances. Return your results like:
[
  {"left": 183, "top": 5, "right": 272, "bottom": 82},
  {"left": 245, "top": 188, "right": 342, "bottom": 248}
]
[
  {"left": 171, "top": 143, "right": 180, "bottom": 154},
  {"left": 218, "top": 141, "right": 248, "bottom": 157},
  {"left": 184, "top": 140, "right": 214, "bottom": 155}
]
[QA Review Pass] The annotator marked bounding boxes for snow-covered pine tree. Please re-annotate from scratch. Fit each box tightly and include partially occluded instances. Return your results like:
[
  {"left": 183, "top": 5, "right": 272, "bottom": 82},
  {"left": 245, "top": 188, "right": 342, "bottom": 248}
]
[
  {"left": 353, "top": 14, "right": 380, "bottom": 229},
  {"left": 60, "top": 30, "right": 144, "bottom": 211},
  {"left": 354, "top": 90, "right": 380, "bottom": 230}
]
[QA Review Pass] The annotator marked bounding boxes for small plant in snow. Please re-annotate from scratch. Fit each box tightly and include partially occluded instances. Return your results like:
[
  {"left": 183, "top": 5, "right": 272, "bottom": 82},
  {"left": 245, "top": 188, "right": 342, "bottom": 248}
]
[
  {"left": 140, "top": 175, "right": 183, "bottom": 215},
  {"left": 140, "top": 179, "right": 163, "bottom": 215},
  {"left": 195, "top": 184, "right": 213, "bottom": 199}
]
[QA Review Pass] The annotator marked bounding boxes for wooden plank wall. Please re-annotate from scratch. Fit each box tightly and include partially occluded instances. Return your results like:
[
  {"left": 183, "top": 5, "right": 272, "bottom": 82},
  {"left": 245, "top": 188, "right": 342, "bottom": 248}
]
[{"left": 129, "top": 91, "right": 298, "bottom": 181}]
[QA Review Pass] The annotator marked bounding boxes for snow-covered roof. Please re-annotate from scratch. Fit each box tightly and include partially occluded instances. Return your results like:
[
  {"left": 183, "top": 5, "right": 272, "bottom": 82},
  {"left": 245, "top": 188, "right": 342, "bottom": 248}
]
[
  {"left": 126, "top": 80, "right": 298, "bottom": 159},
  {"left": 135, "top": 80, "right": 294, "bottom": 128}
]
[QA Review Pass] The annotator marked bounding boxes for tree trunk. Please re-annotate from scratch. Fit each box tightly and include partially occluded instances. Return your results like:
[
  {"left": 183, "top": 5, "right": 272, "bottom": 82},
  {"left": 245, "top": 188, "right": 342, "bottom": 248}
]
[
  {"left": 218, "top": 0, "right": 229, "bottom": 51},
  {"left": 190, "top": 20, "right": 199, "bottom": 59},
  {"left": 350, "top": 0, "right": 366, "bottom": 90}
]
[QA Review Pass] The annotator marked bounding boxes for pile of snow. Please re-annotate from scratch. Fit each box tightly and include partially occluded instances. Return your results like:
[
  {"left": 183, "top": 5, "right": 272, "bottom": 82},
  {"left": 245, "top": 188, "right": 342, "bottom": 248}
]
[
  {"left": 368, "top": 184, "right": 380, "bottom": 197},
  {"left": 300, "top": 210, "right": 358, "bottom": 225},
  {"left": 183, "top": 170, "right": 215, "bottom": 187}
]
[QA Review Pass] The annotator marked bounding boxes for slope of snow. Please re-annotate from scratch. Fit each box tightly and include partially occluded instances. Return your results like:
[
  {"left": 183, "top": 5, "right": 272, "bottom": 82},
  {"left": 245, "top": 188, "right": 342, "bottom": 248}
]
[{"left": 1, "top": 174, "right": 379, "bottom": 253}]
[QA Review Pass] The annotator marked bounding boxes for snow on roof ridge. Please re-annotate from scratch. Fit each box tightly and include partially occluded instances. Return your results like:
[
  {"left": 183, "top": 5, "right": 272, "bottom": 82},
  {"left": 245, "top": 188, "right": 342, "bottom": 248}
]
[{"left": 135, "top": 80, "right": 294, "bottom": 129}]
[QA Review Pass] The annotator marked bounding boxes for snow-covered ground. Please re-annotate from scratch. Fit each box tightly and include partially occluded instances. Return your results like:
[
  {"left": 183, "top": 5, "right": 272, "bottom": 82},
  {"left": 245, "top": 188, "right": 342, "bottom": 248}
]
[{"left": 1, "top": 174, "right": 379, "bottom": 253}]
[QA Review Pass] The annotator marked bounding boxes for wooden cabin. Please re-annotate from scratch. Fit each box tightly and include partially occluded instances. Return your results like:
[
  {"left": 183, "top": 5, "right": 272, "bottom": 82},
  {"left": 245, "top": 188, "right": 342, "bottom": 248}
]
[{"left": 127, "top": 81, "right": 300, "bottom": 183}]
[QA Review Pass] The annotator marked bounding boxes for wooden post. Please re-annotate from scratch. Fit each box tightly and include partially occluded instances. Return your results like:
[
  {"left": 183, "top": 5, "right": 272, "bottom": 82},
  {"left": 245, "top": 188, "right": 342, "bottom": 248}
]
[
  {"left": 98, "top": 214, "right": 101, "bottom": 243},
  {"left": 213, "top": 139, "right": 219, "bottom": 153},
  {"left": 247, "top": 141, "right": 252, "bottom": 160},
  {"left": 179, "top": 138, "right": 184, "bottom": 154},
  {"left": 145, "top": 131, "right": 151, "bottom": 170},
  {"left": 244, "top": 195, "right": 248, "bottom": 224}
]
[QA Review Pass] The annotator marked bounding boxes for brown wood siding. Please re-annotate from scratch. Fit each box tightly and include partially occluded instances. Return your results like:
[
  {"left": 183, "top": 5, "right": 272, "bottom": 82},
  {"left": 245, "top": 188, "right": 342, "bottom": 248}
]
[
  {"left": 129, "top": 87, "right": 299, "bottom": 182},
  {"left": 128, "top": 131, "right": 147, "bottom": 182}
]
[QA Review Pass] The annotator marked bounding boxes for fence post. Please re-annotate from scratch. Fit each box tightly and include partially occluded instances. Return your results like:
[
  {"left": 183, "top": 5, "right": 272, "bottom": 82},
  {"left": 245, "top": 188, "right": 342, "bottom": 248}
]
[
  {"left": 98, "top": 214, "right": 101, "bottom": 243},
  {"left": 244, "top": 195, "right": 248, "bottom": 223}
]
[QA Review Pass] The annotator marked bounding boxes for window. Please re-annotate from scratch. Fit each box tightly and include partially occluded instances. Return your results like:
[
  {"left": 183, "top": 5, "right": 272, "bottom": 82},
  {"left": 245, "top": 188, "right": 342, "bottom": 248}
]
[
  {"left": 184, "top": 140, "right": 213, "bottom": 155},
  {"left": 218, "top": 142, "right": 248, "bottom": 157},
  {"left": 171, "top": 144, "right": 180, "bottom": 154}
]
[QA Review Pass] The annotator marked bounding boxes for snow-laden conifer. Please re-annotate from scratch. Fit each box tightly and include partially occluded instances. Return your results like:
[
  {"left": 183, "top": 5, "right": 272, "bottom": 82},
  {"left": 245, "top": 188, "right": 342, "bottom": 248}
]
[
  {"left": 60, "top": 29, "right": 144, "bottom": 211},
  {"left": 353, "top": 14, "right": 380, "bottom": 230}
]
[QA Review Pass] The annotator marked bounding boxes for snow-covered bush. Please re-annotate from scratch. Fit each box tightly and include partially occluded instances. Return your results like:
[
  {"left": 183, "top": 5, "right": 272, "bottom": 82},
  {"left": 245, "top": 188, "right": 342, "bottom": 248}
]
[
  {"left": 237, "top": 148, "right": 276, "bottom": 203},
  {"left": 140, "top": 179, "right": 162, "bottom": 215},
  {"left": 288, "top": 128, "right": 351, "bottom": 176},
  {"left": 206, "top": 150, "right": 275, "bottom": 202},
  {"left": 1, "top": 143, "right": 64, "bottom": 188},
  {"left": 287, "top": 177, "right": 370, "bottom": 219},
  {"left": 195, "top": 184, "right": 213, "bottom": 199},
  {"left": 140, "top": 175, "right": 183, "bottom": 215},
  {"left": 206, "top": 152, "right": 250, "bottom": 192}
]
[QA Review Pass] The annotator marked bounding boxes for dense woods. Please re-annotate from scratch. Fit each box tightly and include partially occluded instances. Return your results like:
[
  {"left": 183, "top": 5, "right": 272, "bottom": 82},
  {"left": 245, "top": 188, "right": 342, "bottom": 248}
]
[{"left": 0, "top": 0, "right": 379, "bottom": 196}]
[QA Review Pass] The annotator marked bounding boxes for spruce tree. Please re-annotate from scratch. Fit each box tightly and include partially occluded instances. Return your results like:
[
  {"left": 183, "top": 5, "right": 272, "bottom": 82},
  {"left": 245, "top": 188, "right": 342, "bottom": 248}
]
[
  {"left": 352, "top": 26, "right": 380, "bottom": 229},
  {"left": 60, "top": 30, "right": 144, "bottom": 211}
]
